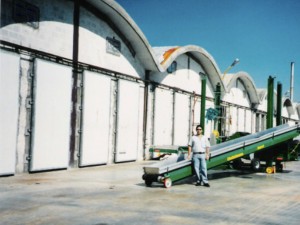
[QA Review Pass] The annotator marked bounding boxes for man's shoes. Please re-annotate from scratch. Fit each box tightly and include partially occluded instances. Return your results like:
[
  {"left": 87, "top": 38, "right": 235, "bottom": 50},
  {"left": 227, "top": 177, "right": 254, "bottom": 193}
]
[
  {"left": 195, "top": 181, "right": 202, "bottom": 186},
  {"left": 203, "top": 183, "right": 210, "bottom": 187}
]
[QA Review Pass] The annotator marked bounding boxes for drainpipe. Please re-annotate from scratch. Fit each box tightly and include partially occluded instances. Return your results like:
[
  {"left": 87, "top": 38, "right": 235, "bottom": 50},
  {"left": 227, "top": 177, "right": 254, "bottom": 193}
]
[
  {"left": 200, "top": 75, "right": 207, "bottom": 133},
  {"left": 215, "top": 83, "right": 221, "bottom": 134},
  {"left": 267, "top": 76, "right": 275, "bottom": 129},
  {"left": 142, "top": 70, "right": 150, "bottom": 160},
  {"left": 69, "top": 0, "right": 80, "bottom": 166},
  {"left": 276, "top": 82, "right": 282, "bottom": 126}
]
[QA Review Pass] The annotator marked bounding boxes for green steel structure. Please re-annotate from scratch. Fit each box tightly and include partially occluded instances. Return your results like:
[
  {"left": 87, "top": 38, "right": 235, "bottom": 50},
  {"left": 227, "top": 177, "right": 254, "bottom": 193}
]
[
  {"left": 267, "top": 76, "right": 275, "bottom": 129},
  {"left": 215, "top": 82, "right": 222, "bottom": 133},
  {"left": 200, "top": 75, "right": 207, "bottom": 133},
  {"left": 276, "top": 82, "right": 283, "bottom": 126},
  {"left": 144, "top": 124, "right": 300, "bottom": 188}
]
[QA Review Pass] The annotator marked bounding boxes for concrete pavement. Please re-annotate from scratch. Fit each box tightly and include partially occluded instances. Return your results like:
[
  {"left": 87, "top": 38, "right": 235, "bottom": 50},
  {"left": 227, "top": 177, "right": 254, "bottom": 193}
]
[{"left": 1, "top": 160, "right": 300, "bottom": 225}]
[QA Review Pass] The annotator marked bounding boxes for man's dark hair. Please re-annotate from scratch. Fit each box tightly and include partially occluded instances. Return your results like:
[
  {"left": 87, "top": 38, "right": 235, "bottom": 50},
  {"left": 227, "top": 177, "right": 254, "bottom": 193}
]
[{"left": 196, "top": 125, "right": 202, "bottom": 130}]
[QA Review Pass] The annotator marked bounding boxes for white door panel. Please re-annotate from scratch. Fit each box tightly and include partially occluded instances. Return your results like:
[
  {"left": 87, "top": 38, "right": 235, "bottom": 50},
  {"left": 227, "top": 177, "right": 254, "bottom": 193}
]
[
  {"left": 237, "top": 108, "right": 245, "bottom": 132},
  {"left": 230, "top": 107, "right": 238, "bottom": 135},
  {"left": 153, "top": 88, "right": 173, "bottom": 145},
  {"left": 80, "top": 71, "right": 111, "bottom": 166},
  {"left": 0, "top": 51, "right": 19, "bottom": 175},
  {"left": 174, "top": 93, "right": 190, "bottom": 145},
  {"left": 30, "top": 59, "right": 72, "bottom": 171},
  {"left": 115, "top": 80, "right": 140, "bottom": 162},
  {"left": 245, "top": 110, "right": 252, "bottom": 133}
]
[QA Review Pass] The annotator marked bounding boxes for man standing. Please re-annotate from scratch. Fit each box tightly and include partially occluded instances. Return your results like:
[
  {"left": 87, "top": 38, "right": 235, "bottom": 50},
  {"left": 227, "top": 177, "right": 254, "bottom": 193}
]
[{"left": 188, "top": 125, "right": 211, "bottom": 187}]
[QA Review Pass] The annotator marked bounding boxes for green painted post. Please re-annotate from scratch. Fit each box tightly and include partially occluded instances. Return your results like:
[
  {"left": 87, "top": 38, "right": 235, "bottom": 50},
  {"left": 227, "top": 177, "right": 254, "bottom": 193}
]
[
  {"left": 267, "top": 76, "right": 275, "bottom": 129},
  {"left": 215, "top": 83, "right": 221, "bottom": 133},
  {"left": 200, "top": 76, "right": 206, "bottom": 133},
  {"left": 276, "top": 82, "right": 282, "bottom": 126}
]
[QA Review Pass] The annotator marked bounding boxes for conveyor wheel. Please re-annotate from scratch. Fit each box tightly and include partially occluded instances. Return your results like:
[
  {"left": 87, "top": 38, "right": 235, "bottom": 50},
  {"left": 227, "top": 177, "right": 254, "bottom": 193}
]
[
  {"left": 145, "top": 180, "right": 152, "bottom": 187},
  {"left": 251, "top": 158, "right": 261, "bottom": 171},
  {"left": 164, "top": 178, "right": 172, "bottom": 188},
  {"left": 276, "top": 163, "right": 283, "bottom": 172},
  {"left": 266, "top": 167, "right": 274, "bottom": 174},
  {"left": 231, "top": 159, "right": 243, "bottom": 169}
]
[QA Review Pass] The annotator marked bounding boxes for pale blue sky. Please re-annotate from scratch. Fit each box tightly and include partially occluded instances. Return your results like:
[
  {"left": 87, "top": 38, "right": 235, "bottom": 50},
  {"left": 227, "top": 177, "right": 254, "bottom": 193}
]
[{"left": 116, "top": 0, "right": 300, "bottom": 102}]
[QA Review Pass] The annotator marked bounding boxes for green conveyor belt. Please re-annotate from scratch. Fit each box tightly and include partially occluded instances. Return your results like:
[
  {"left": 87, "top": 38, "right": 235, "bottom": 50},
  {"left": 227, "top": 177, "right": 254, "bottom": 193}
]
[{"left": 144, "top": 124, "right": 300, "bottom": 186}]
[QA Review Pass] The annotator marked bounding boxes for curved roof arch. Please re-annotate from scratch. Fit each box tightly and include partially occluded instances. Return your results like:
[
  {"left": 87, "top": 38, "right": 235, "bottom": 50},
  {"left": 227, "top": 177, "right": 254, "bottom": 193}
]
[
  {"left": 283, "top": 98, "right": 295, "bottom": 116},
  {"left": 296, "top": 104, "right": 300, "bottom": 118},
  {"left": 153, "top": 45, "right": 225, "bottom": 92},
  {"left": 85, "top": 1, "right": 261, "bottom": 99},
  {"left": 256, "top": 89, "right": 267, "bottom": 102},
  {"left": 86, "top": 0, "right": 161, "bottom": 71},
  {"left": 225, "top": 71, "right": 260, "bottom": 105},
  {"left": 84, "top": 2, "right": 227, "bottom": 93}
]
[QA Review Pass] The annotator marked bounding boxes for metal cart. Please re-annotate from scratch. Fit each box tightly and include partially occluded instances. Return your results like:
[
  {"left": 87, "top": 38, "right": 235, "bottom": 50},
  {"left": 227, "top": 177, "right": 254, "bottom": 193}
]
[{"left": 142, "top": 153, "right": 192, "bottom": 188}]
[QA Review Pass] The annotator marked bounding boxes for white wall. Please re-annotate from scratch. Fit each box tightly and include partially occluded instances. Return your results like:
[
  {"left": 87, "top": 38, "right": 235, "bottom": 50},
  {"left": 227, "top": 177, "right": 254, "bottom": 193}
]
[
  {"left": 0, "top": 0, "right": 74, "bottom": 59},
  {"left": 79, "top": 7, "right": 144, "bottom": 78},
  {"left": 150, "top": 55, "right": 214, "bottom": 97},
  {"left": 223, "top": 79, "right": 253, "bottom": 135}
]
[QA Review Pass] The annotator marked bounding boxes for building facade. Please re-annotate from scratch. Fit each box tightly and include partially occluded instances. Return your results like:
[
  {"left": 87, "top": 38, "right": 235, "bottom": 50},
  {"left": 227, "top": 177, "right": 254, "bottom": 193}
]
[{"left": 1, "top": 0, "right": 299, "bottom": 176}]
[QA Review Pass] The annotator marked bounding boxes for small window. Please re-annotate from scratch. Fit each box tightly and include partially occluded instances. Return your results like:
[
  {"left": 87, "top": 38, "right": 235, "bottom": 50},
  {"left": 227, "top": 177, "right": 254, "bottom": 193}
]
[
  {"left": 106, "top": 37, "right": 121, "bottom": 56},
  {"left": 167, "top": 61, "right": 177, "bottom": 73},
  {"left": 13, "top": 0, "right": 40, "bottom": 29}
]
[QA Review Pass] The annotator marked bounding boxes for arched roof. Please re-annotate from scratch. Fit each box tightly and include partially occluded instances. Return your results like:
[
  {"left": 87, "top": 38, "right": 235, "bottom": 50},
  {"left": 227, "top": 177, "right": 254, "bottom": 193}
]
[
  {"left": 296, "top": 104, "right": 300, "bottom": 118},
  {"left": 86, "top": 1, "right": 226, "bottom": 92},
  {"left": 224, "top": 71, "right": 260, "bottom": 104},
  {"left": 86, "top": 0, "right": 161, "bottom": 71},
  {"left": 153, "top": 45, "right": 226, "bottom": 92},
  {"left": 84, "top": 1, "right": 276, "bottom": 104},
  {"left": 257, "top": 89, "right": 267, "bottom": 102},
  {"left": 283, "top": 98, "right": 295, "bottom": 116}
]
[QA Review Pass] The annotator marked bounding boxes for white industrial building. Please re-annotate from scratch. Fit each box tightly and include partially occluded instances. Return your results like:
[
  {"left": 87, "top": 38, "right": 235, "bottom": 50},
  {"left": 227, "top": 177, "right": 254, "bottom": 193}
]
[{"left": 1, "top": 0, "right": 299, "bottom": 176}]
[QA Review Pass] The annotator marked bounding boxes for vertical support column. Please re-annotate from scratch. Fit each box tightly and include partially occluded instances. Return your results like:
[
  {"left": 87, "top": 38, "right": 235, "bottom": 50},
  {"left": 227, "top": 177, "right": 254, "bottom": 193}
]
[
  {"left": 112, "top": 79, "right": 119, "bottom": 163},
  {"left": 76, "top": 71, "right": 84, "bottom": 165},
  {"left": 215, "top": 82, "right": 221, "bottom": 133},
  {"left": 276, "top": 82, "right": 282, "bottom": 126},
  {"left": 171, "top": 90, "right": 176, "bottom": 145},
  {"left": 267, "top": 76, "right": 275, "bottom": 129},
  {"left": 200, "top": 75, "right": 206, "bottom": 133},
  {"left": 143, "top": 70, "right": 150, "bottom": 160},
  {"left": 18, "top": 55, "right": 34, "bottom": 173},
  {"left": 111, "top": 78, "right": 118, "bottom": 164},
  {"left": 151, "top": 84, "right": 156, "bottom": 146},
  {"left": 70, "top": 0, "right": 80, "bottom": 166}
]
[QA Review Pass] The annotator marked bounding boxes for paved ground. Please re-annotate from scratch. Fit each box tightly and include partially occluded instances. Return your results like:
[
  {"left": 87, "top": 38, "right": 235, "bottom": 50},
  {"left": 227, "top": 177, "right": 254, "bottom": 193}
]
[{"left": 1, "top": 160, "right": 300, "bottom": 225}]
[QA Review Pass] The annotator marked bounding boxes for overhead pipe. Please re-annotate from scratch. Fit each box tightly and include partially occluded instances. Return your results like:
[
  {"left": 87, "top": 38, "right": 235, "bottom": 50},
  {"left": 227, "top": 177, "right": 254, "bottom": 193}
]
[
  {"left": 276, "top": 82, "right": 282, "bottom": 126},
  {"left": 267, "top": 76, "right": 275, "bottom": 129}
]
